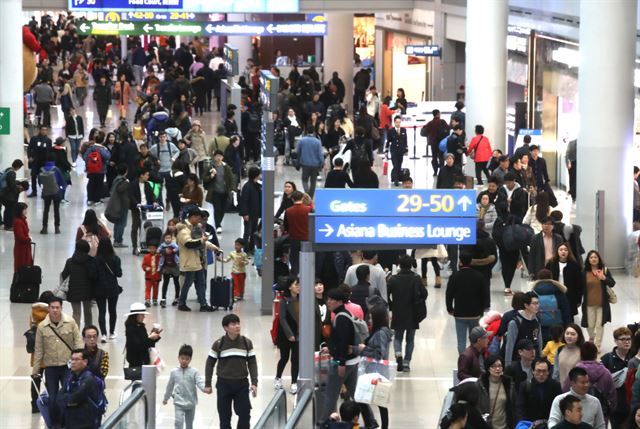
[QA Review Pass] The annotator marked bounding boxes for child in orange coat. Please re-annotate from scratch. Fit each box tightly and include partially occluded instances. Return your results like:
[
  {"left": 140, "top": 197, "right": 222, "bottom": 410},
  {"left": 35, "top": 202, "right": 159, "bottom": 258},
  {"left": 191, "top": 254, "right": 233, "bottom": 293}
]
[{"left": 142, "top": 243, "right": 162, "bottom": 307}]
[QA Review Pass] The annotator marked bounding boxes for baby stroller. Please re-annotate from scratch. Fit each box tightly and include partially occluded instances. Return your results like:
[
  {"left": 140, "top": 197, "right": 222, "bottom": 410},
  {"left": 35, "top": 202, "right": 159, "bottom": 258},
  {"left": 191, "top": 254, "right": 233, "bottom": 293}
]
[{"left": 140, "top": 205, "right": 164, "bottom": 254}]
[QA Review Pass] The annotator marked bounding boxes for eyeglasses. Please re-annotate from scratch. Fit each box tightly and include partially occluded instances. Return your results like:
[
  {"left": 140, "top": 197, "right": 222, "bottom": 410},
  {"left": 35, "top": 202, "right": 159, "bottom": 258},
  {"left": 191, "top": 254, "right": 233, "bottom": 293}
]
[
  {"left": 616, "top": 337, "right": 632, "bottom": 341},
  {"left": 490, "top": 363, "right": 503, "bottom": 369}
]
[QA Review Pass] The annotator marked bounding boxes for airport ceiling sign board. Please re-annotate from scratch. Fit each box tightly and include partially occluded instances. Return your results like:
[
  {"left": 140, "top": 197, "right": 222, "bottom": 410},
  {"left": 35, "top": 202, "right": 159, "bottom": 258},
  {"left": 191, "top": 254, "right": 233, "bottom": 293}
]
[
  {"left": 69, "top": 0, "right": 299, "bottom": 13},
  {"left": 0, "top": 108, "right": 10, "bottom": 135},
  {"left": 203, "top": 22, "right": 327, "bottom": 37},
  {"left": 76, "top": 20, "right": 202, "bottom": 36},
  {"left": 311, "top": 189, "right": 477, "bottom": 249},
  {"left": 404, "top": 45, "right": 442, "bottom": 57}
]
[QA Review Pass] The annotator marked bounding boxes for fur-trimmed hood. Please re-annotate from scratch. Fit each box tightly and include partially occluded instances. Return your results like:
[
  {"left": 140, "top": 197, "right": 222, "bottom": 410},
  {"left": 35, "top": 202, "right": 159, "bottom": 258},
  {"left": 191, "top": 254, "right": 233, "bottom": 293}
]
[{"left": 531, "top": 278, "right": 567, "bottom": 294}]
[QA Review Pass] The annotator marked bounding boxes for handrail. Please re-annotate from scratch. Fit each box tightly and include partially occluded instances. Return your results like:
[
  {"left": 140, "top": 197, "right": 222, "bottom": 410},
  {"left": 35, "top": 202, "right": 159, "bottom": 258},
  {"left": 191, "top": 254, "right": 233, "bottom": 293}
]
[
  {"left": 283, "top": 389, "right": 313, "bottom": 429},
  {"left": 100, "top": 387, "right": 147, "bottom": 429},
  {"left": 253, "top": 388, "right": 287, "bottom": 429}
]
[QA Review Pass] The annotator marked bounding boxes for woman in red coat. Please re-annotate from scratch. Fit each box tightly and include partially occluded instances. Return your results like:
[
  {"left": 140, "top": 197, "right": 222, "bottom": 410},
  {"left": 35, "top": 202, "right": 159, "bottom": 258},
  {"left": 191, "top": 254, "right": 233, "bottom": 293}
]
[
  {"left": 13, "top": 202, "right": 33, "bottom": 272},
  {"left": 466, "top": 124, "right": 493, "bottom": 185}
]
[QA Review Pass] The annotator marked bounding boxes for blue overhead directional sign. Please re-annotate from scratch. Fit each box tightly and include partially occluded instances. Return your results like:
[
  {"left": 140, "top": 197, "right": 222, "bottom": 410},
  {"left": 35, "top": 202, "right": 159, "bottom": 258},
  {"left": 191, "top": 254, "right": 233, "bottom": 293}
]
[
  {"left": 311, "top": 189, "right": 476, "bottom": 248},
  {"left": 203, "top": 22, "right": 327, "bottom": 37},
  {"left": 69, "top": 0, "right": 299, "bottom": 13}
]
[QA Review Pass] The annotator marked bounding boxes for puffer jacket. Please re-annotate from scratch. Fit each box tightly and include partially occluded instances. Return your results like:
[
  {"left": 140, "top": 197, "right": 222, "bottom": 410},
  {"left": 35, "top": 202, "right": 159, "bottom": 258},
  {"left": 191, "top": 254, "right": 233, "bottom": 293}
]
[
  {"left": 62, "top": 251, "right": 98, "bottom": 302},
  {"left": 530, "top": 279, "right": 572, "bottom": 327},
  {"left": 32, "top": 313, "right": 83, "bottom": 373},
  {"left": 176, "top": 222, "right": 219, "bottom": 272},
  {"left": 30, "top": 302, "right": 49, "bottom": 367},
  {"left": 184, "top": 129, "right": 208, "bottom": 161},
  {"left": 82, "top": 143, "right": 111, "bottom": 174}
]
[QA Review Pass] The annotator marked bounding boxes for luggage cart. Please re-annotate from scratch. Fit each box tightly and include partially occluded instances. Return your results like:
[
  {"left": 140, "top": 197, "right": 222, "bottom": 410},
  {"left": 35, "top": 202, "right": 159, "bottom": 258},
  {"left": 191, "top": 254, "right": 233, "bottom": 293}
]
[{"left": 139, "top": 205, "right": 164, "bottom": 254}]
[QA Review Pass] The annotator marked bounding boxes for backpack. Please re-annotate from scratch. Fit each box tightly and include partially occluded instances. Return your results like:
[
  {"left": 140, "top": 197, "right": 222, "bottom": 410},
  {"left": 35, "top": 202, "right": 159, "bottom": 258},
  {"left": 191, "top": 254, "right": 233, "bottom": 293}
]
[
  {"left": 39, "top": 168, "right": 59, "bottom": 197},
  {"left": 86, "top": 149, "right": 103, "bottom": 174},
  {"left": 439, "top": 136, "right": 449, "bottom": 154},
  {"left": 351, "top": 142, "right": 367, "bottom": 168},
  {"left": 588, "top": 385, "right": 611, "bottom": 416},
  {"left": 81, "top": 225, "right": 100, "bottom": 257},
  {"left": 0, "top": 167, "right": 11, "bottom": 190},
  {"left": 502, "top": 224, "right": 534, "bottom": 252},
  {"left": 488, "top": 335, "right": 502, "bottom": 355},
  {"left": 625, "top": 367, "right": 638, "bottom": 403},
  {"left": 86, "top": 372, "right": 108, "bottom": 423},
  {"left": 334, "top": 311, "right": 369, "bottom": 346},
  {"left": 536, "top": 294, "right": 562, "bottom": 327},
  {"left": 247, "top": 111, "right": 261, "bottom": 134},
  {"left": 24, "top": 325, "right": 37, "bottom": 353}
]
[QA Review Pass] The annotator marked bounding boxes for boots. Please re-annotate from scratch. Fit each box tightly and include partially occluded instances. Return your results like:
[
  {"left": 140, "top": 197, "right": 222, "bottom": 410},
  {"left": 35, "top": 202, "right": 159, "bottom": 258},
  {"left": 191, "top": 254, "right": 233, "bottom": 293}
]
[
  {"left": 40, "top": 227, "right": 47, "bottom": 234},
  {"left": 435, "top": 275, "right": 442, "bottom": 288}
]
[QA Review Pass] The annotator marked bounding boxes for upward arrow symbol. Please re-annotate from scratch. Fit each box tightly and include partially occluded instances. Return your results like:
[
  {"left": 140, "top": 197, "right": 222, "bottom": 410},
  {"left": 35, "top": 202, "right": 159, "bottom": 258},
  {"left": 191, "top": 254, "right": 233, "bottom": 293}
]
[{"left": 457, "top": 195, "right": 472, "bottom": 211}]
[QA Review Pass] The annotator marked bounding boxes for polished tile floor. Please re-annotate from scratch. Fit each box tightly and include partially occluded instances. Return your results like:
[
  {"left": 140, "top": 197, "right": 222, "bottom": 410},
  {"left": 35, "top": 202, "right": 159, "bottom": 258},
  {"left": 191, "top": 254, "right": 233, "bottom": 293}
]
[{"left": 1, "top": 98, "right": 639, "bottom": 429}]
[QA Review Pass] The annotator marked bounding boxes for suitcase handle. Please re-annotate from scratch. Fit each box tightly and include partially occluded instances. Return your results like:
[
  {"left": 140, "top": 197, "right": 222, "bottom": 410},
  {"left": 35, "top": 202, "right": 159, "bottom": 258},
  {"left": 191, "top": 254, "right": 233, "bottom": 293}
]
[
  {"left": 215, "top": 251, "right": 224, "bottom": 277},
  {"left": 31, "top": 242, "right": 36, "bottom": 264}
]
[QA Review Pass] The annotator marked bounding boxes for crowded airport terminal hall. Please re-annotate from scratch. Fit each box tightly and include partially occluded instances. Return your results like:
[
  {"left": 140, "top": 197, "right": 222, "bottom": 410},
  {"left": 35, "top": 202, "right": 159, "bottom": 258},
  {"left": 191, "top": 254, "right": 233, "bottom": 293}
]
[{"left": 1, "top": 0, "right": 640, "bottom": 428}]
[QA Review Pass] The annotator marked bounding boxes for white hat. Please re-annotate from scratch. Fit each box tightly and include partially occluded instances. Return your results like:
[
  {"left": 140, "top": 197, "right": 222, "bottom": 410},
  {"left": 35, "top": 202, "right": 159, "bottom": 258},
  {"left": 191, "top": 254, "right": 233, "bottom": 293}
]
[{"left": 125, "top": 302, "right": 149, "bottom": 317}]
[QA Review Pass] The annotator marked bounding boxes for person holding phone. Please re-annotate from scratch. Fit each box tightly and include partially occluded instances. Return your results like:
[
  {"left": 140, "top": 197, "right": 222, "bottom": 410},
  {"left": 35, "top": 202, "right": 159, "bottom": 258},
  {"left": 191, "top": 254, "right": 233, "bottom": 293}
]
[{"left": 581, "top": 250, "right": 616, "bottom": 350}]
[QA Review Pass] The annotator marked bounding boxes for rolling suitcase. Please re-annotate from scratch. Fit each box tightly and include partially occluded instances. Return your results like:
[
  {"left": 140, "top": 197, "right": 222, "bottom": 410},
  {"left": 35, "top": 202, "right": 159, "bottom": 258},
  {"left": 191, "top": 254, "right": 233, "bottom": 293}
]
[
  {"left": 210, "top": 253, "right": 233, "bottom": 310},
  {"left": 10, "top": 243, "right": 41, "bottom": 303},
  {"left": 31, "top": 375, "right": 52, "bottom": 428}
]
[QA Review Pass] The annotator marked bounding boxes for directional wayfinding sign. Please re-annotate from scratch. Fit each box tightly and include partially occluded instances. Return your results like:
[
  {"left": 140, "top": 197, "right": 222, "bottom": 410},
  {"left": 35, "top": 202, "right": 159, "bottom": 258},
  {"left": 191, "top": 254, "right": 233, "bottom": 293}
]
[
  {"left": 0, "top": 108, "right": 10, "bottom": 135},
  {"left": 76, "top": 20, "right": 326, "bottom": 37},
  {"left": 311, "top": 189, "right": 477, "bottom": 249}
]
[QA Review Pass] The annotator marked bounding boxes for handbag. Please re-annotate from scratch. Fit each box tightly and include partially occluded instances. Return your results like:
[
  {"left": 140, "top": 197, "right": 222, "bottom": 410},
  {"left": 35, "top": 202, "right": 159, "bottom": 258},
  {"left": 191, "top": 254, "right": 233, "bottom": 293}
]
[
  {"left": 413, "top": 277, "right": 427, "bottom": 324},
  {"left": 123, "top": 367, "right": 141, "bottom": 381},
  {"left": 371, "top": 126, "right": 380, "bottom": 141},
  {"left": 470, "top": 136, "right": 483, "bottom": 160},
  {"left": 606, "top": 286, "right": 617, "bottom": 304},
  {"left": 54, "top": 275, "right": 69, "bottom": 300}
]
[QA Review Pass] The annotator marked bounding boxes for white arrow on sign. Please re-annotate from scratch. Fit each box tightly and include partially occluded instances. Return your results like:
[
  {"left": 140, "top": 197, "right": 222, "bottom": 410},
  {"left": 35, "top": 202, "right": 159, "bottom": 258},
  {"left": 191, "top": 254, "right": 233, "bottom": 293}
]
[
  {"left": 189, "top": 13, "right": 195, "bottom": 19},
  {"left": 457, "top": 195, "right": 472, "bottom": 211},
  {"left": 143, "top": 23, "right": 153, "bottom": 33},
  {"left": 205, "top": 24, "right": 214, "bottom": 33},
  {"left": 128, "top": 12, "right": 134, "bottom": 18},
  {"left": 80, "top": 23, "right": 90, "bottom": 33},
  {"left": 318, "top": 224, "right": 334, "bottom": 237},
  {"left": 266, "top": 24, "right": 274, "bottom": 34}
]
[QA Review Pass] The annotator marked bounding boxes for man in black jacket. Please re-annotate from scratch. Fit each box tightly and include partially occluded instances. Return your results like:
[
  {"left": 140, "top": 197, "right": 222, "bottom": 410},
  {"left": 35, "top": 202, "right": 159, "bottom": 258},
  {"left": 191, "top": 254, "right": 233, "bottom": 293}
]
[
  {"left": 238, "top": 166, "right": 262, "bottom": 254},
  {"left": 505, "top": 339, "right": 536, "bottom": 392},
  {"left": 515, "top": 357, "right": 561, "bottom": 423},
  {"left": 0, "top": 159, "right": 25, "bottom": 230},
  {"left": 528, "top": 218, "right": 563, "bottom": 277},
  {"left": 496, "top": 172, "right": 529, "bottom": 222},
  {"left": 446, "top": 252, "right": 490, "bottom": 354},
  {"left": 319, "top": 288, "right": 377, "bottom": 428},
  {"left": 27, "top": 125, "right": 52, "bottom": 197},
  {"left": 129, "top": 170, "right": 160, "bottom": 255},
  {"left": 64, "top": 107, "right": 84, "bottom": 164}
]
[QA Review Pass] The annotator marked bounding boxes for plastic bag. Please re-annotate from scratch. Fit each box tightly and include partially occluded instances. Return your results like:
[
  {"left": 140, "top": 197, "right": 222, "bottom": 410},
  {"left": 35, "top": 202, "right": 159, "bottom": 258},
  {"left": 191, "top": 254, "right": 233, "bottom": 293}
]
[
  {"left": 355, "top": 357, "right": 396, "bottom": 407},
  {"left": 149, "top": 347, "right": 165, "bottom": 373}
]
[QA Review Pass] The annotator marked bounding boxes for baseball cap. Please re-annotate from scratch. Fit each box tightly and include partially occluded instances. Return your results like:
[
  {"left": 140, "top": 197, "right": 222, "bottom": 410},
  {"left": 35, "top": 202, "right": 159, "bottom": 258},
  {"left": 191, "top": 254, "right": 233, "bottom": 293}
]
[{"left": 469, "top": 326, "right": 490, "bottom": 343}]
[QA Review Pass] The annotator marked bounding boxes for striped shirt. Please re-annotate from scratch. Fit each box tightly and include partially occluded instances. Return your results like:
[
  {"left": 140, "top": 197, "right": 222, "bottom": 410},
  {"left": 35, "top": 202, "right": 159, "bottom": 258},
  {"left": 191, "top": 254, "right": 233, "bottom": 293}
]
[{"left": 205, "top": 334, "right": 258, "bottom": 387}]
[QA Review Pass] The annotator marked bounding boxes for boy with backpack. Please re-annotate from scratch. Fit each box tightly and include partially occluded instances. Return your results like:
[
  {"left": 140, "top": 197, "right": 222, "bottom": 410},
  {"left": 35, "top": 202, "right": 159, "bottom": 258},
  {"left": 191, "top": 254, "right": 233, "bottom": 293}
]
[
  {"left": 503, "top": 291, "right": 543, "bottom": 366},
  {"left": 38, "top": 153, "right": 66, "bottom": 234}
]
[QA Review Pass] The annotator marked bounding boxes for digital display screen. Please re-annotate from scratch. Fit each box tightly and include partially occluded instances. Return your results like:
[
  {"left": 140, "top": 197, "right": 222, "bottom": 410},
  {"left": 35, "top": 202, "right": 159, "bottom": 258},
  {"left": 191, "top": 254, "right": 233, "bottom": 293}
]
[{"left": 69, "top": 0, "right": 299, "bottom": 13}]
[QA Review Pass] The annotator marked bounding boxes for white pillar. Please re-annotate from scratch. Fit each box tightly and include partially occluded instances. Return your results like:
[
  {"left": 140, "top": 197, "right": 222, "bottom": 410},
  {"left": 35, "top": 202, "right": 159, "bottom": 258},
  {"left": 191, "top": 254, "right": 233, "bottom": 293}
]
[
  {"left": 227, "top": 13, "right": 253, "bottom": 76},
  {"left": 576, "top": 0, "right": 636, "bottom": 267},
  {"left": 0, "top": 0, "right": 25, "bottom": 167},
  {"left": 120, "top": 35, "right": 128, "bottom": 62},
  {"left": 323, "top": 12, "right": 354, "bottom": 112},
  {"left": 464, "top": 0, "right": 507, "bottom": 157}
]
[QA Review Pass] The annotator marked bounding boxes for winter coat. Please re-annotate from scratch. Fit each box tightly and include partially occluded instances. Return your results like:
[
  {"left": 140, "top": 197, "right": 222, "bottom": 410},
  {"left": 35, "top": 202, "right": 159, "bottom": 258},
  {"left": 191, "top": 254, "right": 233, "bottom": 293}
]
[
  {"left": 446, "top": 267, "right": 490, "bottom": 318},
  {"left": 1, "top": 168, "right": 22, "bottom": 203},
  {"left": 277, "top": 296, "right": 300, "bottom": 346},
  {"left": 387, "top": 268, "right": 427, "bottom": 330},
  {"left": 580, "top": 268, "right": 616, "bottom": 327},
  {"left": 601, "top": 347, "right": 631, "bottom": 416},
  {"left": 30, "top": 302, "right": 49, "bottom": 367},
  {"left": 515, "top": 377, "right": 562, "bottom": 423},
  {"left": 238, "top": 180, "right": 262, "bottom": 218},
  {"left": 563, "top": 360, "right": 617, "bottom": 410},
  {"left": 125, "top": 321, "right": 159, "bottom": 367},
  {"left": 61, "top": 252, "right": 98, "bottom": 302},
  {"left": 60, "top": 368, "right": 101, "bottom": 429},
  {"left": 82, "top": 143, "right": 112, "bottom": 174},
  {"left": 203, "top": 162, "right": 236, "bottom": 201},
  {"left": 184, "top": 129, "right": 207, "bottom": 161},
  {"left": 32, "top": 313, "right": 83, "bottom": 373},
  {"left": 477, "top": 203, "right": 498, "bottom": 234},
  {"left": 176, "top": 222, "right": 218, "bottom": 272},
  {"left": 94, "top": 255, "right": 122, "bottom": 299},
  {"left": 528, "top": 232, "right": 563, "bottom": 277},
  {"left": 128, "top": 180, "right": 159, "bottom": 210},
  {"left": 477, "top": 373, "right": 516, "bottom": 429},
  {"left": 546, "top": 259, "right": 584, "bottom": 316},
  {"left": 13, "top": 216, "right": 33, "bottom": 271},
  {"left": 530, "top": 278, "right": 572, "bottom": 326},
  {"left": 105, "top": 175, "right": 130, "bottom": 221},
  {"left": 496, "top": 184, "right": 528, "bottom": 222},
  {"left": 467, "top": 135, "right": 493, "bottom": 162}
]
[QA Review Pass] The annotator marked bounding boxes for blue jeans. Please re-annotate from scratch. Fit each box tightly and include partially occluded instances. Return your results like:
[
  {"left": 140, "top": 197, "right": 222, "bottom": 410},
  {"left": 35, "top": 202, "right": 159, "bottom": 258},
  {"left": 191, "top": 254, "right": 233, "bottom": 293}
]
[
  {"left": 113, "top": 207, "right": 128, "bottom": 244},
  {"left": 44, "top": 365, "right": 69, "bottom": 425},
  {"left": 68, "top": 137, "right": 82, "bottom": 162},
  {"left": 455, "top": 318, "right": 480, "bottom": 355},
  {"left": 179, "top": 270, "right": 207, "bottom": 307},
  {"left": 393, "top": 329, "right": 416, "bottom": 364}
]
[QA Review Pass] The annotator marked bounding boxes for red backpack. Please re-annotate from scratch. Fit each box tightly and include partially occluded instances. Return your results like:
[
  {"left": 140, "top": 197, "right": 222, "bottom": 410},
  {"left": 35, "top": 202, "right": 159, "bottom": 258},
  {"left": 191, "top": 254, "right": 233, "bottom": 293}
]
[{"left": 87, "top": 149, "right": 103, "bottom": 174}]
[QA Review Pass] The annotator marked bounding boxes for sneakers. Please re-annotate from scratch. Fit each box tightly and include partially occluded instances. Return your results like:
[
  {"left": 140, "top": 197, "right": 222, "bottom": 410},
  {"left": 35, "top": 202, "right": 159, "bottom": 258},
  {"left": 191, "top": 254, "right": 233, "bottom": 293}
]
[
  {"left": 160, "top": 299, "right": 166, "bottom": 308},
  {"left": 100, "top": 335, "right": 107, "bottom": 344},
  {"left": 172, "top": 299, "right": 179, "bottom": 306},
  {"left": 274, "top": 378, "right": 283, "bottom": 390},
  {"left": 132, "top": 247, "right": 140, "bottom": 256},
  {"left": 153, "top": 300, "right": 158, "bottom": 306},
  {"left": 216, "top": 227, "right": 222, "bottom": 234},
  {"left": 290, "top": 383, "right": 298, "bottom": 394},
  {"left": 421, "top": 277, "right": 428, "bottom": 287},
  {"left": 113, "top": 242, "right": 128, "bottom": 248},
  {"left": 178, "top": 304, "right": 192, "bottom": 312},
  {"left": 396, "top": 355, "right": 404, "bottom": 372},
  {"left": 403, "top": 363, "right": 411, "bottom": 372},
  {"left": 199, "top": 305, "right": 216, "bottom": 312},
  {"left": 109, "top": 333, "right": 117, "bottom": 340},
  {"left": 144, "top": 300, "right": 151, "bottom": 308}
]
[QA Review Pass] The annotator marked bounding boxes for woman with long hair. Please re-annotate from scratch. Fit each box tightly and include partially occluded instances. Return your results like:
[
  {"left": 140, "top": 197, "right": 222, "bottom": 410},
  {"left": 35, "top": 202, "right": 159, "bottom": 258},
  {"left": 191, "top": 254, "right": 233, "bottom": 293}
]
[
  {"left": 275, "top": 181, "right": 297, "bottom": 219},
  {"left": 546, "top": 242, "right": 584, "bottom": 318},
  {"left": 75, "top": 208, "right": 111, "bottom": 256},
  {"left": 94, "top": 238, "right": 122, "bottom": 343},
  {"left": 359, "top": 306, "right": 393, "bottom": 429},
  {"left": 180, "top": 173, "right": 204, "bottom": 208},
  {"left": 353, "top": 159, "right": 379, "bottom": 189},
  {"left": 124, "top": 303, "right": 161, "bottom": 370},
  {"left": 274, "top": 275, "right": 300, "bottom": 394},
  {"left": 552, "top": 323, "right": 586, "bottom": 386},
  {"left": 13, "top": 202, "right": 33, "bottom": 272},
  {"left": 581, "top": 250, "right": 616, "bottom": 349},
  {"left": 524, "top": 192, "right": 551, "bottom": 234}
]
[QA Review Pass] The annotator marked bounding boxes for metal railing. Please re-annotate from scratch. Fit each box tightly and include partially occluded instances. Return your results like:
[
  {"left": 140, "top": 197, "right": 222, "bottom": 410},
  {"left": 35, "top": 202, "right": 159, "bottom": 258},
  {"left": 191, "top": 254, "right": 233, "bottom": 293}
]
[
  {"left": 283, "top": 389, "right": 314, "bottom": 429},
  {"left": 100, "top": 387, "right": 147, "bottom": 429},
  {"left": 253, "top": 389, "right": 287, "bottom": 429}
]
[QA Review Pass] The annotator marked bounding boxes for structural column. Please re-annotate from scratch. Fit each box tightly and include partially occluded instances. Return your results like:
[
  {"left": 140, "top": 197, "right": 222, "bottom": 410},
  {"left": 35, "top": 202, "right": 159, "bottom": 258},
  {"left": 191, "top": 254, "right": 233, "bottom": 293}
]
[
  {"left": 0, "top": 0, "right": 25, "bottom": 167},
  {"left": 576, "top": 0, "right": 636, "bottom": 267},
  {"left": 323, "top": 13, "right": 354, "bottom": 112},
  {"left": 227, "top": 14, "right": 253, "bottom": 74},
  {"left": 464, "top": 0, "right": 507, "bottom": 155}
]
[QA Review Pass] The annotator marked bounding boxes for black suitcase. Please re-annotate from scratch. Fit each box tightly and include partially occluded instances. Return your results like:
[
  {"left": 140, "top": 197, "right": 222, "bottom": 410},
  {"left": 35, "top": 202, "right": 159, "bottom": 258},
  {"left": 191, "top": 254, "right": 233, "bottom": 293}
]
[
  {"left": 10, "top": 243, "right": 41, "bottom": 303},
  {"left": 210, "top": 253, "right": 233, "bottom": 310}
]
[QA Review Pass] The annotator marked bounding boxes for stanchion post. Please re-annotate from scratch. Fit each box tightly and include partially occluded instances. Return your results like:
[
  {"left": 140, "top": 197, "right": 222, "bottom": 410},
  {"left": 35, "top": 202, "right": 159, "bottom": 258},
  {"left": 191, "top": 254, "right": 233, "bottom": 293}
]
[{"left": 297, "top": 242, "right": 316, "bottom": 397}]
